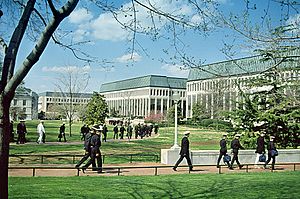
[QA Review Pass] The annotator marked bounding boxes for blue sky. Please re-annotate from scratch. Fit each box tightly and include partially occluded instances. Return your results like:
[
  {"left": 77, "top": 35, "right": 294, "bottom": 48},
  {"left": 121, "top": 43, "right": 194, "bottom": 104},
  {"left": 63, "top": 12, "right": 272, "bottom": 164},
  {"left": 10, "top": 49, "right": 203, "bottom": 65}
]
[{"left": 9, "top": 0, "right": 299, "bottom": 93}]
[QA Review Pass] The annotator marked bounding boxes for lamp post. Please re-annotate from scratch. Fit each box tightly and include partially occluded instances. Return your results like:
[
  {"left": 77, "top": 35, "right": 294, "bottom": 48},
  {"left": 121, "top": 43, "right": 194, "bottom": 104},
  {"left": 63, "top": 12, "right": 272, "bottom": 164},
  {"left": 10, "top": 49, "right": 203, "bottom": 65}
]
[{"left": 171, "top": 91, "right": 180, "bottom": 149}]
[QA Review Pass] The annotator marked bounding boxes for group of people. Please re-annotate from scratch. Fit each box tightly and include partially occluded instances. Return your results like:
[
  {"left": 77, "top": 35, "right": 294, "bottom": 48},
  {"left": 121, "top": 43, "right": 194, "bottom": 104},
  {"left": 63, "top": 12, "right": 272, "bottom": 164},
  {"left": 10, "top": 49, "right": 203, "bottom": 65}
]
[{"left": 173, "top": 131, "right": 278, "bottom": 172}]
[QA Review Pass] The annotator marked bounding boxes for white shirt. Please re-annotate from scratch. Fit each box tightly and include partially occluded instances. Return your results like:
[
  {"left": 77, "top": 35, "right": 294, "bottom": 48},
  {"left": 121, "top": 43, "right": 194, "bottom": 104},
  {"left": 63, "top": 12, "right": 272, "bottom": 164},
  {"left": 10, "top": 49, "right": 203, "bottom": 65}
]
[{"left": 37, "top": 123, "right": 45, "bottom": 135}]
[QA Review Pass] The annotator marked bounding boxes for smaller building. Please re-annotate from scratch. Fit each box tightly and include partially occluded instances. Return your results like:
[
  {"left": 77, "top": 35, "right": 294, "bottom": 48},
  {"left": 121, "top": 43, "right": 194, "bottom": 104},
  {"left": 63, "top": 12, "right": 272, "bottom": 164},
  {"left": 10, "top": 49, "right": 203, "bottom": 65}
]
[
  {"left": 100, "top": 75, "right": 187, "bottom": 118},
  {"left": 11, "top": 87, "right": 38, "bottom": 120},
  {"left": 38, "top": 91, "right": 93, "bottom": 119}
]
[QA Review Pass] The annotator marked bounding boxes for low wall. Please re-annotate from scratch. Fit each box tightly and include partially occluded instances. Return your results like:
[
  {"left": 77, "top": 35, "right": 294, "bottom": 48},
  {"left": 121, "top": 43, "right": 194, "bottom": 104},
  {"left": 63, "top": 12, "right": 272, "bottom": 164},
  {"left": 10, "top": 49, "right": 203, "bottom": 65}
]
[{"left": 161, "top": 149, "right": 300, "bottom": 165}]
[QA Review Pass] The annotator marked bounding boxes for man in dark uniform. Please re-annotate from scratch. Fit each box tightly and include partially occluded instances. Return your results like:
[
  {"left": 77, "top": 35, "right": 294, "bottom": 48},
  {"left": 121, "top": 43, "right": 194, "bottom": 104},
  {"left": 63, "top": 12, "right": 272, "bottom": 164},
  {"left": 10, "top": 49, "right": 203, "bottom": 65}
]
[
  {"left": 229, "top": 134, "right": 244, "bottom": 170},
  {"left": 58, "top": 122, "right": 67, "bottom": 142},
  {"left": 173, "top": 131, "right": 193, "bottom": 171},
  {"left": 127, "top": 124, "right": 133, "bottom": 140},
  {"left": 16, "top": 120, "right": 27, "bottom": 144},
  {"left": 102, "top": 124, "right": 108, "bottom": 142},
  {"left": 75, "top": 129, "right": 96, "bottom": 169},
  {"left": 154, "top": 124, "right": 159, "bottom": 134},
  {"left": 119, "top": 125, "right": 125, "bottom": 139},
  {"left": 80, "top": 124, "right": 89, "bottom": 141},
  {"left": 264, "top": 136, "right": 277, "bottom": 170},
  {"left": 82, "top": 126, "right": 103, "bottom": 173},
  {"left": 134, "top": 123, "right": 140, "bottom": 139},
  {"left": 217, "top": 133, "right": 230, "bottom": 168},
  {"left": 254, "top": 132, "right": 266, "bottom": 168},
  {"left": 113, "top": 125, "right": 119, "bottom": 139}
]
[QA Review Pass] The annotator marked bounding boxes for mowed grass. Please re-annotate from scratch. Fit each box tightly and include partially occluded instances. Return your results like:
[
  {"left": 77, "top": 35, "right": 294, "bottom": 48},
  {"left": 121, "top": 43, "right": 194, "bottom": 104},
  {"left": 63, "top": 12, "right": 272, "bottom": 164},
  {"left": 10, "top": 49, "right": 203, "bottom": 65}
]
[
  {"left": 9, "top": 171, "right": 300, "bottom": 199},
  {"left": 9, "top": 120, "right": 223, "bottom": 164}
]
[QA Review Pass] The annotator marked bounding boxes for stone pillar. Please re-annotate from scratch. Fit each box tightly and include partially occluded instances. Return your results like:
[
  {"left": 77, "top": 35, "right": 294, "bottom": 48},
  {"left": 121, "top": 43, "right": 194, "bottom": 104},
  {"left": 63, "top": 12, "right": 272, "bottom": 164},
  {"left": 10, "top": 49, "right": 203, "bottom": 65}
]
[{"left": 154, "top": 98, "right": 157, "bottom": 114}]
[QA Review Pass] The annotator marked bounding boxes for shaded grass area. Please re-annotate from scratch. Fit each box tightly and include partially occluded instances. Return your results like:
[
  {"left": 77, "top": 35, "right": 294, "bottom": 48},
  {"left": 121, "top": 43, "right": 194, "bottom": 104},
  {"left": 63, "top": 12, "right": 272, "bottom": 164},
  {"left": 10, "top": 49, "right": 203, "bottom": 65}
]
[{"left": 9, "top": 171, "right": 300, "bottom": 199}]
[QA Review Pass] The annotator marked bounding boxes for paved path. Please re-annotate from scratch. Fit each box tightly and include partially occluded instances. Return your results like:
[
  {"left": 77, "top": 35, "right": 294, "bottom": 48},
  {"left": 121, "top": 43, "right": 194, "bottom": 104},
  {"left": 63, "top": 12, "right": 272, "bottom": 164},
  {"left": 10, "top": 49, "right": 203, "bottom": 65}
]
[{"left": 9, "top": 162, "right": 298, "bottom": 177}]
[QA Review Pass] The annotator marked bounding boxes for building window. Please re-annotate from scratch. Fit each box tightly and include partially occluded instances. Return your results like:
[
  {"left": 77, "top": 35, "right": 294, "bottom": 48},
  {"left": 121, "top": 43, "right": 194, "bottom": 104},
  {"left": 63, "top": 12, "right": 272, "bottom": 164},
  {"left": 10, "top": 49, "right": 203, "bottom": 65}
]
[{"left": 23, "top": 100, "right": 26, "bottom": 106}]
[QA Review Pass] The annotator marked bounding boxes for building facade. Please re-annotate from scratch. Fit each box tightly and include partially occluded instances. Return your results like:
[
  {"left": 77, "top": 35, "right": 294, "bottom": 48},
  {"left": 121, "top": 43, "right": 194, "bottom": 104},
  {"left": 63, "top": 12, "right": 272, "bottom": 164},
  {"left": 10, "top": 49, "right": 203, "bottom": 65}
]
[
  {"left": 186, "top": 49, "right": 300, "bottom": 119},
  {"left": 11, "top": 87, "right": 38, "bottom": 120},
  {"left": 38, "top": 92, "right": 93, "bottom": 119},
  {"left": 100, "top": 75, "right": 187, "bottom": 118}
]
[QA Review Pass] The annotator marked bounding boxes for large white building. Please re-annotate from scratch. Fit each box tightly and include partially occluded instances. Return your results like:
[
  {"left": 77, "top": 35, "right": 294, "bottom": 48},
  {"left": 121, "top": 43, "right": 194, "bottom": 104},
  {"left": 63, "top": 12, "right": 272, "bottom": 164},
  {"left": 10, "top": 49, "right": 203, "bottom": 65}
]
[
  {"left": 186, "top": 49, "right": 300, "bottom": 118},
  {"left": 100, "top": 75, "right": 187, "bottom": 118}
]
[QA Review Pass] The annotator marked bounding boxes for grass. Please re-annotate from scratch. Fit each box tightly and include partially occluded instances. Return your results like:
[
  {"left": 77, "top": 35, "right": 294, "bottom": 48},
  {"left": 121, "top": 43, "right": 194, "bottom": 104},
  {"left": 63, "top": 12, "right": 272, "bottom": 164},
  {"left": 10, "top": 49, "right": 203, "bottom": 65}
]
[
  {"left": 9, "top": 171, "right": 300, "bottom": 198},
  {"left": 9, "top": 120, "right": 224, "bottom": 164}
]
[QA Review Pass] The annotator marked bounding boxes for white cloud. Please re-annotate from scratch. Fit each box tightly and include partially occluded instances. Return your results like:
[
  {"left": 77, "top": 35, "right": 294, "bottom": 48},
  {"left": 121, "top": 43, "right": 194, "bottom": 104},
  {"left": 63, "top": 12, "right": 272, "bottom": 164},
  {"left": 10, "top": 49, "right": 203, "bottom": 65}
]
[
  {"left": 116, "top": 52, "right": 142, "bottom": 63},
  {"left": 70, "top": 0, "right": 215, "bottom": 42},
  {"left": 42, "top": 65, "right": 91, "bottom": 73},
  {"left": 161, "top": 64, "right": 189, "bottom": 77},
  {"left": 69, "top": 8, "right": 93, "bottom": 24},
  {"left": 287, "top": 14, "right": 300, "bottom": 34}
]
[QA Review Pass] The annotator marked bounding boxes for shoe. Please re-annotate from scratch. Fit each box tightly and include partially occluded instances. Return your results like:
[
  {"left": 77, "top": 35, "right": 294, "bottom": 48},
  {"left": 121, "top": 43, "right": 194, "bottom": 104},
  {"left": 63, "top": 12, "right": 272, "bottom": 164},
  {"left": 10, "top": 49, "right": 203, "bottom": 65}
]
[
  {"left": 82, "top": 168, "right": 86, "bottom": 173},
  {"left": 172, "top": 167, "right": 177, "bottom": 171},
  {"left": 189, "top": 168, "right": 193, "bottom": 171},
  {"left": 216, "top": 165, "right": 220, "bottom": 168},
  {"left": 97, "top": 170, "right": 104, "bottom": 174},
  {"left": 239, "top": 165, "right": 244, "bottom": 169},
  {"left": 229, "top": 167, "right": 234, "bottom": 170}
]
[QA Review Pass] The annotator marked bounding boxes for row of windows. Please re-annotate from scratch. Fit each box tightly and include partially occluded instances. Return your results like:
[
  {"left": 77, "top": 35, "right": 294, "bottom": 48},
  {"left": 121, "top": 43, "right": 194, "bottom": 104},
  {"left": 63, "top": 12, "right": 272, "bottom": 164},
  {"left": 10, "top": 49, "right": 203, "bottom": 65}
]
[
  {"left": 187, "top": 71, "right": 300, "bottom": 92},
  {"left": 149, "top": 89, "right": 185, "bottom": 97},
  {"left": 13, "top": 99, "right": 28, "bottom": 106},
  {"left": 46, "top": 97, "right": 90, "bottom": 103}
]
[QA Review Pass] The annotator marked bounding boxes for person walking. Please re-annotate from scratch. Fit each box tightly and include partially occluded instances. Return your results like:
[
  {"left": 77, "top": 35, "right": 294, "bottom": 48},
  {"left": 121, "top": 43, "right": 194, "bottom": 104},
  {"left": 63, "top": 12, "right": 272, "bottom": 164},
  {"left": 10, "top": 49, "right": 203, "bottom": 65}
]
[
  {"left": 37, "top": 120, "right": 45, "bottom": 144},
  {"left": 254, "top": 132, "right": 266, "bottom": 168},
  {"left": 58, "top": 122, "right": 67, "bottom": 142},
  {"left": 75, "top": 128, "right": 96, "bottom": 169},
  {"left": 173, "top": 131, "right": 193, "bottom": 172},
  {"left": 16, "top": 120, "right": 27, "bottom": 144},
  {"left": 80, "top": 124, "right": 89, "bottom": 141},
  {"left": 102, "top": 124, "right": 108, "bottom": 142},
  {"left": 217, "top": 133, "right": 230, "bottom": 168},
  {"left": 113, "top": 125, "right": 119, "bottom": 139},
  {"left": 119, "top": 125, "right": 125, "bottom": 139},
  {"left": 229, "top": 134, "right": 244, "bottom": 170},
  {"left": 82, "top": 126, "right": 103, "bottom": 173},
  {"left": 127, "top": 124, "right": 133, "bottom": 140},
  {"left": 264, "top": 136, "right": 277, "bottom": 170}
]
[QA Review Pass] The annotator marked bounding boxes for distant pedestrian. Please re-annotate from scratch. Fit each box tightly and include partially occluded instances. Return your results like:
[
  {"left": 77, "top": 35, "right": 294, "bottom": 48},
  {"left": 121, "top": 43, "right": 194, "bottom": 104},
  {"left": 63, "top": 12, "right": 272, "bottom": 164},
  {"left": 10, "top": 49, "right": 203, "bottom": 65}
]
[
  {"left": 254, "top": 132, "right": 266, "bottom": 168},
  {"left": 217, "top": 133, "right": 230, "bottom": 168},
  {"left": 80, "top": 124, "right": 89, "bottom": 141},
  {"left": 229, "top": 134, "right": 244, "bottom": 170},
  {"left": 119, "top": 125, "right": 125, "bottom": 139},
  {"left": 264, "top": 136, "right": 278, "bottom": 170},
  {"left": 16, "top": 120, "right": 27, "bottom": 144},
  {"left": 154, "top": 124, "right": 159, "bottom": 134},
  {"left": 113, "top": 125, "right": 119, "bottom": 139},
  {"left": 127, "top": 124, "right": 133, "bottom": 140},
  {"left": 58, "top": 122, "right": 67, "bottom": 142},
  {"left": 102, "top": 124, "right": 108, "bottom": 142},
  {"left": 37, "top": 120, "right": 45, "bottom": 144},
  {"left": 173, "top": 131, "right": 193, "bottom": 172},
  {"left": 134, "top": 124, "right": 140, "bottom": 139}
]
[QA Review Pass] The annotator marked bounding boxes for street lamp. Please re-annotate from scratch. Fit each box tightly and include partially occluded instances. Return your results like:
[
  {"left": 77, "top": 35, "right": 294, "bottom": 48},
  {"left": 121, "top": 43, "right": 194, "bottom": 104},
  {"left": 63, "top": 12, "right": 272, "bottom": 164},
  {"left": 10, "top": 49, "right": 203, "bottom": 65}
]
[{"left": 171, "top": 91, "right": 180, "bottom": 149}]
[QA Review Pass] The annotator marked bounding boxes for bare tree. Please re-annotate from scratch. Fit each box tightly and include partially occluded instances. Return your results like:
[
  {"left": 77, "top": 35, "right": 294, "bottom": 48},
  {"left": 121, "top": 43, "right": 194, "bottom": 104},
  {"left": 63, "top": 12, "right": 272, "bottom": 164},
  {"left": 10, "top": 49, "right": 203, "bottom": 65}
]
[
  {"left": 0, "top": 1, "right": 79, "bottom": 197},
  {"left": 53, "top": 66, "right": 90, "bottom": 136}
]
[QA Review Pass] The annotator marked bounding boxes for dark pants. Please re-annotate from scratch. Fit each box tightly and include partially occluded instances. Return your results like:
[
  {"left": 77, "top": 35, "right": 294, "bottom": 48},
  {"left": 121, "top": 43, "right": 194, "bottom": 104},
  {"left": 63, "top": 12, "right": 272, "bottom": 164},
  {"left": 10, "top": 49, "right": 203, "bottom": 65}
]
[
  {"left": 113, "top": 132, "right": 118, "bottom": 139},
  {"left": 217, "top": 151, "right": 230, "bottom": 167},
  {"left": 230, "top": 151, "right": 242, "bottom": 167},
  {"left": 83, "top": 148, "right": 102, "bottom": 172},
  {"left": 75, "top": 151, "right": 95, "bottom": 168},
  {"left": 265, "top": 153, "right": 276, "bottom": 169},
  {"left": 174, "top": 154, "right": 193, "bottom": 170},
  {"left": 59, "top": 133, "right": 67, "bottom": 142},
  {"left": 103, "top": 133, "right": 107, "bottom": 142}
]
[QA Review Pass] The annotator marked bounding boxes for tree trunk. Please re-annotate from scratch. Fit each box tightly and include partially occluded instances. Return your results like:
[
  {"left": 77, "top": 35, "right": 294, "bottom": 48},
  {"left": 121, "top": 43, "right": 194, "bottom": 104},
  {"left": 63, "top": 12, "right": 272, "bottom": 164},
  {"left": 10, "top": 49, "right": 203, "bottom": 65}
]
[{"left": 0, "top": 96, "right": 13, "bottom": 198}]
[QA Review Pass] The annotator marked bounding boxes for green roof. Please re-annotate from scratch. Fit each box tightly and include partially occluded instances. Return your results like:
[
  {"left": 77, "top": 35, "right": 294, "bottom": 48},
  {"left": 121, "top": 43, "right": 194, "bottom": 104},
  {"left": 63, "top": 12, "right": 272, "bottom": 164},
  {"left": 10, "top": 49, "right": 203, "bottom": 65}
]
[
  {"left": 100, "top": 75, "right": 187, "bottom": 93},
  {"left": 188, "top": 48, "right": 300, "bottom": 81}
]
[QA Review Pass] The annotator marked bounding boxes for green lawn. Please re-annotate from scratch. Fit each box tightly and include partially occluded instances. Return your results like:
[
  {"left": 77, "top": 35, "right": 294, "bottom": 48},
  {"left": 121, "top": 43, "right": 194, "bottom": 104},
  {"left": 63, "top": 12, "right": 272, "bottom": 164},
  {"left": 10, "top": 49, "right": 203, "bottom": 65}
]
[
  {"left": 9, "top": 171, "right": 300, "bottom": 199},
  {"left": 9, "top": 120, "right": 224, "bottom": 164}
]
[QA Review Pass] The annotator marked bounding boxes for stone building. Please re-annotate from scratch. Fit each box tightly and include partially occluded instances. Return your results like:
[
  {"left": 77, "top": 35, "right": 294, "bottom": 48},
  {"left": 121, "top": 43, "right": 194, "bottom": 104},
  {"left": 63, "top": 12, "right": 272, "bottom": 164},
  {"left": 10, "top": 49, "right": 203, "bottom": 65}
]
[{"left": 100, "top": 75, "right": 187, "bottom": 118}]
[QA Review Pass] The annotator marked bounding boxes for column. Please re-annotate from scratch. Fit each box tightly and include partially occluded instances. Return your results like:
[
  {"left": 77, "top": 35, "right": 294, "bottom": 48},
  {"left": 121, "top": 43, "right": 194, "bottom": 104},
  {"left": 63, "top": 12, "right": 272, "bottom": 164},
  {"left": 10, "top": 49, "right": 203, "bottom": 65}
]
[{"left": 154, "top": 98, "right": 157, "bottom": 114}]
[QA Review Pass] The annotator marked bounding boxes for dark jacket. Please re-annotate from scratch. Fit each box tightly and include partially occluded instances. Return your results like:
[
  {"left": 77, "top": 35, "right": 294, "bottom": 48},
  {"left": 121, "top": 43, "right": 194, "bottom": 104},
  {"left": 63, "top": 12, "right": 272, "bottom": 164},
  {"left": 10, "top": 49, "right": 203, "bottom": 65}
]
[
  {"left": 231, "top": 138, "right": 244, "bottom": 153},
  {"left": 60, "top": 124, "right": 65, "bottom": 134},
  {"left": 220, "top": 139, "right": 227, "bottom": 153},
  {"left": 84, "top": 132, "right": 93, "bottom": 151},
  {"left": 113, "top": 126, "right": 118, "bottom": 133},
  {"left": 103, "top": 126, "right": 108, "bottom": 134},
  {"left": 255, "top": 136, "right": 265, "bottom": 154},
  {"left": 180, "top": 136, "right": 190, "bottom": 156},
  {"left": 90, "top": 134, "right": 101, "bottom": 149},
  {"left": 267, "top": 141, "right": 276, "bottom": 152},
  {"left": 17, "top": 123, "right": 27, "bottom": 134}
]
